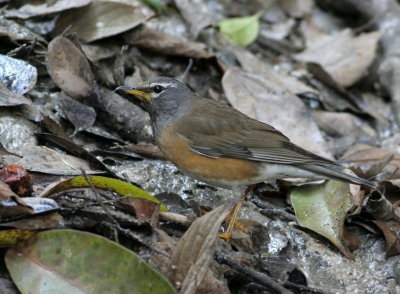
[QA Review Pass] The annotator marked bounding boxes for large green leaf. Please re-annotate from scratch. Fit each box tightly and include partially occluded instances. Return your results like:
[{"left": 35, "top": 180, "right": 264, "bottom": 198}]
[
  {"left": 218, "top": 13, "right": 262, "bottom": 47},
  {"left": 40, "top": 175, "right": 167, "bottom": 211},
  {"left": 5, "top": 229, "right": 176, "bottom": 294},
  {"left": 290, "top": 180, "right": 354, "bottom": 259}
]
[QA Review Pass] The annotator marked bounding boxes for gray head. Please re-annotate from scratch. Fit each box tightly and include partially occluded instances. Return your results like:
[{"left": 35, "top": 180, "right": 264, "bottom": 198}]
[{"left": 115, "top": 77, "right": 194, "bottom": 122}]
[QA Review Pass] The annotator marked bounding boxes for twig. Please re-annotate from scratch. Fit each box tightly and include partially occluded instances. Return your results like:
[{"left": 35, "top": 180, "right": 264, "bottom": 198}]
[
  {"left": 283, "top": 281, "right": 325, "bottom": 294},
  {"left": 159, "top": 211, "right": 194, "bottom": 226},
  {"left": 101, "top": 221, "right": 170, "bottom": 258},
  {"left": 81, "top": 169, "right": 119, "bottom": 243},
  {"left": 214, "top": 250, "right": 293, "bottom": 294}
]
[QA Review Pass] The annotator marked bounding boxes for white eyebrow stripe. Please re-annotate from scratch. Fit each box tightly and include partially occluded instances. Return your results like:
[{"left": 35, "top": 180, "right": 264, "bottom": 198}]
[{"left": 150, "top": 82, "right": 177, "bottom": 88}]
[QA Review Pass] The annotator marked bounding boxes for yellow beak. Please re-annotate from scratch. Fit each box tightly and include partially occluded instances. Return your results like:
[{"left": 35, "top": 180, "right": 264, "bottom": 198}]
[{"left": 115, "top": 86, "right": 151, "bottom": 101}]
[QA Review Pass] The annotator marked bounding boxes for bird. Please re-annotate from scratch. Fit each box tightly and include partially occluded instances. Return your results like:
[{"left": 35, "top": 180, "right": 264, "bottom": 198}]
[{"left": 115, "top": 76, "right": 376, "bottom": 239}]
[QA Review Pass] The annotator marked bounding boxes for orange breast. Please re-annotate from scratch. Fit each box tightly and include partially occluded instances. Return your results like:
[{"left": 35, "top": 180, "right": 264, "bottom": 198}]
[{"left": 157, "top": 124, "right": 260, "bottom": 186}]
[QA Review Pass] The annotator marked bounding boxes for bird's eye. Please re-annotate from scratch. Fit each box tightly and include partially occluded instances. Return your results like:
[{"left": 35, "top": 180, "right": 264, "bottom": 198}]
[{"left": 153, "top": 85, "right": 163, "bottom": 93}]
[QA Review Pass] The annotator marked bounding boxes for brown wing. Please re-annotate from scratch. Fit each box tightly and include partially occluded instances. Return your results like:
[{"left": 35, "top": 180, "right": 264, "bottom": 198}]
[{"left": 177, "top": 98, "right": 337, "bottom": 166}]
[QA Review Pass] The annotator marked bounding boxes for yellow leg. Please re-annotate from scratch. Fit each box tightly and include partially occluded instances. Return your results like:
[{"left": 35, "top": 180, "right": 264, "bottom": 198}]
[{"left": 219, "top": 185, "right": 255, "bottom": 241}]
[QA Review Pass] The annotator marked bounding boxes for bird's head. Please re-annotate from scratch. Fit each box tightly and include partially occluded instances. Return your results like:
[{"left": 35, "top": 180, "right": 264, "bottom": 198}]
[{"left": 115, "top": 77, "right": 194, "bottom": 119}]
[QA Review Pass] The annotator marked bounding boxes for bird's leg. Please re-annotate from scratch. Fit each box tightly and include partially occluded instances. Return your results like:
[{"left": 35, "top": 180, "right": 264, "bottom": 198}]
[{"left": 219, "top": 185, "right": 255, "bottom": 241}]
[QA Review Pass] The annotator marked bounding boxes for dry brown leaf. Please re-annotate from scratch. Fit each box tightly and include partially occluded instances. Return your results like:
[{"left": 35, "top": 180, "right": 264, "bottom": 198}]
[
  {"left": 53, "top": 1, "right": 154, "bottom": 42},
  {"left": 5, "top": 0, "right": 91, "bottom": 19},
  {"left": 0, "top": 213, "right": 63, "bottom": 230},
  {"left": 123, "top": 26, "right": 214, "bottom": 59},
  {"left": 234, "top": 48, "right": 317, "bottom": 95},
  {"left": 174, "top": 0, "right": 215, "bottom": 38},
  {"left": 0, "top": 182, "right": 34, "bottom": 218},
  {"left": 117, "top": 198, "right": 158, "bottom": 221},
  {"left": 222, "top": 67, "right": 332, "bottom": 159},
  {"left": 168, "top": 202, "right": 234, "bottom": 293},
  {"left": 46, "top": 36, "right": 94, "bottom": 99},
  {"left": 0, "top": 180, "right": 19, "bottom": 203},
  {"left": 341, "top": 144, "right": 400, "bottom": 180},
  {"left": 8, "top": 146, "right": 100, "bottom": 176},
  {"left": 0, "top": 17, "right": 46, "bottom": 43},
  {"left": 311, "top": 110, "right": 376, "bottom": 139},
  {"left": 374, "top": 220, "right": 400, "bottom": 257},
  {"left": 60, "top": 92, "right": 96, "bottom": 133},
  {"left": 281, "top": 0, "right": 313, "bottom": 17},
  {"left": 366, "top": 192, "right": 396, "bottom": 221},
  {"left": 295, "top": 29, "right": 382, "bottom": 88}
]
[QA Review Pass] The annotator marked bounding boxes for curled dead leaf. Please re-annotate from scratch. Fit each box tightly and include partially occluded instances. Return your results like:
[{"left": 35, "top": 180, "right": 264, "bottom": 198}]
[
  {"left": 46, "top": 36, "right": 94, "bottom": 99},
  {"left": 168, "top": 202, "right": 234, "bottom": 293}
]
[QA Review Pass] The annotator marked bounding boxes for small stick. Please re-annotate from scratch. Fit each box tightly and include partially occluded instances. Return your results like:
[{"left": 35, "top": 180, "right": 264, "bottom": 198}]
[{"left": 214, "top": 250, "right": 293, "bottom": 294}]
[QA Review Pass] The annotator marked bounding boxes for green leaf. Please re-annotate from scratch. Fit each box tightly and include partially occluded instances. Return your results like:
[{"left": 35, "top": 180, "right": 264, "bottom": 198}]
[
  {"left": 290, "top": 180, "right": 354, "bottom": 259},
  {"left": 5, "top": 229, "right": 176, "bottom": 294},
  {"left": 218, "top": 12, "right": 262, "bottom": 47},
  {"left": 0, "top": 229, "right": 36, "bottom": 248},
  {"left": 142, "top": 0, "right": 162, "bottom": 13},
  {"left": 40, "top": 175, "right": 167, "bottom": 211}
]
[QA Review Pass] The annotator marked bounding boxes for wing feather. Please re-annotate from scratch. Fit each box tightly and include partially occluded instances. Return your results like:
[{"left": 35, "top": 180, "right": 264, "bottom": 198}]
[{"left": 177, "top": 99, "right": 336, "bottom": 166}]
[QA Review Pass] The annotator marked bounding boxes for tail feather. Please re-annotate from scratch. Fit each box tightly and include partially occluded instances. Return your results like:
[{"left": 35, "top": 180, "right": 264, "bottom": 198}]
[{"left": 299, "top": 164, "right": 377, "bottom": 189}]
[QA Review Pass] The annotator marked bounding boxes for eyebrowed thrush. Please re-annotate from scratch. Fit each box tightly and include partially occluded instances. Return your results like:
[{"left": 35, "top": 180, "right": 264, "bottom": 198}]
[{"left": 115, "top": 77, "right": 376, "bottom": 239}]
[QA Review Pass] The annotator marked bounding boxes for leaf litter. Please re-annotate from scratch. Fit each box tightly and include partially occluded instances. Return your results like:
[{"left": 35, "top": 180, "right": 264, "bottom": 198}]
[{"left": 0, "top": 0, "right": 399, "bottom": 293}]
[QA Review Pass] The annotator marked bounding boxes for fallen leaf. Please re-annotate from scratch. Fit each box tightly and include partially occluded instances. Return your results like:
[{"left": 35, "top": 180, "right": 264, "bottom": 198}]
[
  {"left": 117, "top": 198, "right": 158, "bottom": 221},
  {"left": 9, "top": 146, "right": 101, "bottom": 175},
  {"left": 53, "top": 1, "right": 154, "bottom": 42},
  {"left": 222, "top": 67, "right": 332, "bottom": 159},
  {"left": 0, "top": 197, "right": 57, "bottom": 220},
  {"left": 168, "top": 202, "right": 235, "bottom": 292},
  {"left": 219, "top": 13, "right": 262, "bottom": 47},
  {"left": 341, "top": 144, "right": 400, "bottom": 180},
  {"left": 311, "top": 110, "right": 376, "bottom": 139},
  {"left": 0, "top": 180, "right": 20, "bottom": 203},
  {"left": 0, "top": 142, "right": 21, "bottom": 157},
  {"left": 290, "top": 180, "right": 354, "bottom": 259},
  {"left": 36, "top": 133, "right": 112, "bottom": 175},
  {"left": 281, "top": 0, "right": 313, "bottom": 17},
  {"left": 123, "top": 25, "right": 214, "bottom": 58},
  {"left": 5, "top": 0, "right": 91, "bottom": 19},
  {"left": 234, "top": 48, "right": 317, "bottom": 95},
  {"left": 40, "top": 175, "right": 167, "bottom": 211},
  {"left": 5, "top": 229, "right": 176, "bottom": 294},
  {"left": 46, "top": 36, "right": 94, "bottom": 99},
  {"left": 0, "top": 17, "right": 46, "bottom": 43},
  {"left": 0, "top": 80, "right": 31, "bottom": 106},
  {"left": 174, "top": 0, "right": 215, "bottom": 38},
  {"left": 311, "top": 110, "right": 377, "bottom": 156},
  {"left": 0, "top": 204, "right": 34, "bottom": 219},
  {"left": 20, "top": 198, "right": 59, "bottom": 213},
  {"left": 374, "top": 220, "right": 400, "bottom": 257},
  {"left": 60, "top": 92, "right": 96, "bottom": 134},
  {"left": 365, "top": 192, "right": 395, "bottom": 221},
  {"left": 295, "top": 29, "right": 382, "bottom": 88},
  {"left": 0, "top": 213, "right": 63, "bottom": 230}
]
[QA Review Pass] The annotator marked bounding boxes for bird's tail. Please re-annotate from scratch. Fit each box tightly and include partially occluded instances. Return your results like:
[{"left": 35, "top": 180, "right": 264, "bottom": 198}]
[{"left": 299, "top": 164, "right": 377, "bottom": 189}]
